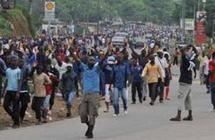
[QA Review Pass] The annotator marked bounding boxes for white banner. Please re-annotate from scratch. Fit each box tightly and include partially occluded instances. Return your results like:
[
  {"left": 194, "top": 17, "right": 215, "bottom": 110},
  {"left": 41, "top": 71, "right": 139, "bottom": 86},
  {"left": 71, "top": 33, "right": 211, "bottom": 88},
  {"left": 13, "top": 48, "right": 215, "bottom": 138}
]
[{"left": 185, "top": 18, "right": 195, "bottom": 31}]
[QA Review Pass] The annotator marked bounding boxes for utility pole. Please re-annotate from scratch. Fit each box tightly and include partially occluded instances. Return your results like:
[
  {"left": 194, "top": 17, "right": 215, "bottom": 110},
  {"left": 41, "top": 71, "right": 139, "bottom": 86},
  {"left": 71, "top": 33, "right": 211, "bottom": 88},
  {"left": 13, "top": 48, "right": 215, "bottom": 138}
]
[
  {"left": 97, "top": 0, "right": 100, "bottom": 34},
  {"left": 181, "top": 0, "right": 186, "bottom": 43},
  {"left": 193, "top": 4, "right": 196, "bottom": 44},
  {"left": 86, "top": 0, "right": 89, "bottom": 30}
]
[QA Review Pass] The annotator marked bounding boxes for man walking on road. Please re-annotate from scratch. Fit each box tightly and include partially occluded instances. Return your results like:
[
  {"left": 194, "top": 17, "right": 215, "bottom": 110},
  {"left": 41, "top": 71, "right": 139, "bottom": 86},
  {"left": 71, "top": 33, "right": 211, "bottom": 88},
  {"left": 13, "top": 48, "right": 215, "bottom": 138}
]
[
  {"left": 31, "top": 65, "right": 52, "bottom": 125},
  {"left": 61, "top": 64, "right": 77, "bottom": 117},
  {"left": 3, "top": 57, "right": 21, "bottom": 128},
  {"left": 170, "top": 45, "right": 197, "bottom": 121},
  {"left": 131, "top": 58, "right": 143, "bottom": 104},
  {"left": 78, "top": 56, "right": 101, "bottom": 139},
  {"left": 155, "top": 49, "right": 168, "bottom": 103},
  {"left": 112, "top": 53, "right": 130, "bottom": 116},
  {"left": 209, "top": 52, "right": 215, "bottom": 111}
]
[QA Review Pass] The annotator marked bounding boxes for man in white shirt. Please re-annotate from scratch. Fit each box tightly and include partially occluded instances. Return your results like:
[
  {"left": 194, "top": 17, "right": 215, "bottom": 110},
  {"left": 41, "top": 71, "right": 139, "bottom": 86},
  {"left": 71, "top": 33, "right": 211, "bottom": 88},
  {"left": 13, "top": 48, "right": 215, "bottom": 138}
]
[
  {"left": 155, "top": 50, "right": 168, "bottom": 103},
  {"left": 55, "top": 56, "right": 68, "bottom": 98},
  {"left": 203, "top": 55, "right": 211, "bottom": 93},
  {"left": 55, "top": 56, "right": 68, "bottom": 80}
]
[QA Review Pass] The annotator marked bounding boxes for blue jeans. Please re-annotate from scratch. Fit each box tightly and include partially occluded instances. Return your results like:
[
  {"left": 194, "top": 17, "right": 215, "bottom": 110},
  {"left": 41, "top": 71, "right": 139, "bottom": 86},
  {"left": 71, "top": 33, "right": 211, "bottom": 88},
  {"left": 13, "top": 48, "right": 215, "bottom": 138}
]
[
  {"left": 43, "top": 95, "right": 51, "bottom": 110},
  {"left": 113, "top": 88, "right": 127, "bottom": 114},
  {"left": 64, "top": 91, "right": 75, "bottom": 108}
]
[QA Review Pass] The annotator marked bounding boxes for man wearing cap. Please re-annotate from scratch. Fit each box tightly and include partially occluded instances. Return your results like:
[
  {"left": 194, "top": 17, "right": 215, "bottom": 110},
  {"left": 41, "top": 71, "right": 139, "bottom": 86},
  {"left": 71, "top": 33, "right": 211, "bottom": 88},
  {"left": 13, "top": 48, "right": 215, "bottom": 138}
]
[
  {"left": 102, "top": 56, "right": 115, "bottom": 112},
  {"left": 61, "top": 64, "right": 77, "bottom": 117}
]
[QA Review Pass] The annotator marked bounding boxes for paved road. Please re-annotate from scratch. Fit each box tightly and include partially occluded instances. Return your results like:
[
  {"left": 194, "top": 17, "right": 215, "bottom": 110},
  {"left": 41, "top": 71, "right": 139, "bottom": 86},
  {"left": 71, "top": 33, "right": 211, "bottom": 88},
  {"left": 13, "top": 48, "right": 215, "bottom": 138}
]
[{"left": 0, "top": 70, "right": 215, "bottom": 140}]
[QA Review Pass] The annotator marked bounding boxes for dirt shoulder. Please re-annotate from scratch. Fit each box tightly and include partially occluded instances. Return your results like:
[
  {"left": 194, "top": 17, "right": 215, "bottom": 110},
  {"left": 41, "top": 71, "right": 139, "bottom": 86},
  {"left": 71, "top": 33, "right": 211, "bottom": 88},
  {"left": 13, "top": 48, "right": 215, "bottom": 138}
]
[{"left": 0, "top": 96, "right": 81, "bottom": 130}]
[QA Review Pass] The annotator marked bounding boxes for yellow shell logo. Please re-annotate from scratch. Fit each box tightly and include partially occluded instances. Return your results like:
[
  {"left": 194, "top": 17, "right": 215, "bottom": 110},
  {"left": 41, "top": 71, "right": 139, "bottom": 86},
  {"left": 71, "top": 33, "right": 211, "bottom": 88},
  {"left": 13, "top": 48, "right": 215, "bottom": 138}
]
[{"left": 46, "top": 2, "right": 54, "bottom": 10}]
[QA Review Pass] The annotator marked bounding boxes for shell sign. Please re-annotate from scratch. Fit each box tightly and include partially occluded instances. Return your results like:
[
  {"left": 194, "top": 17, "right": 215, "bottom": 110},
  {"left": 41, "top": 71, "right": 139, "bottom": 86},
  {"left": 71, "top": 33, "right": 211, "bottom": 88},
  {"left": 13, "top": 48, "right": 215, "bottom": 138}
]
[{"left": 45, "top": 2, "right": 55, "bottom": 12}]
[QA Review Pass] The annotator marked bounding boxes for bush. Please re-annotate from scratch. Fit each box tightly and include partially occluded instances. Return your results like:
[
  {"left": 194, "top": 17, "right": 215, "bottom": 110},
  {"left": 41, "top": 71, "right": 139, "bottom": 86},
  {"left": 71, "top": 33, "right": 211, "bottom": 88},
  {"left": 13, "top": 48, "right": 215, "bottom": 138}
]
[{"left": 0, "top": 15, "right": 13, "bottom": 37}]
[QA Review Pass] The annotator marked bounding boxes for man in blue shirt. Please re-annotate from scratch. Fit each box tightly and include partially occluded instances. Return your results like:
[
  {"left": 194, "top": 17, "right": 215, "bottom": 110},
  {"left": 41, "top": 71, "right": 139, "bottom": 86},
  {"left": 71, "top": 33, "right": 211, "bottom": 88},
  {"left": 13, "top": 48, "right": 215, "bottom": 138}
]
[
  {"left": 3, "top": 57, "right": 21, "bottom": 128},
  {"left": 74, "top": 54, "right": 101, "bottom": 139},
  {"left": 131, "top": 59, "right": 143, "bottom": 104},
  {"left": 112, "top": 53, "right": 130, "bottom": 116}
]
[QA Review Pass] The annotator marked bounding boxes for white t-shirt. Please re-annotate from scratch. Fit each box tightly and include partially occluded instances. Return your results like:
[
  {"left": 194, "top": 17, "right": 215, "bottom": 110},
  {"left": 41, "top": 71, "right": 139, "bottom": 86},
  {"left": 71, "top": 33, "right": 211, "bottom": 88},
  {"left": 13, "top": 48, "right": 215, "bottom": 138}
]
[
  {"left": 55, "top": 62, "right": 68, "bottom": 79},
  {"left": 155, "top": 56, "right": 168, "bottom": 78},
  {"left": 203, "top": 59, "right": 210, "bottom": 75}
]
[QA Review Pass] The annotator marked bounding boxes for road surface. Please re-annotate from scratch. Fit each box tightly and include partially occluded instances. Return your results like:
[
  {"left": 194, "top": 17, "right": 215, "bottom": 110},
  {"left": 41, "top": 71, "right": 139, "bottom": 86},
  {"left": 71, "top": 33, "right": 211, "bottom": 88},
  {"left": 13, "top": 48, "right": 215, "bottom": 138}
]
[{"left": 0, "top": 67, "right": 215, "bottom": 140}]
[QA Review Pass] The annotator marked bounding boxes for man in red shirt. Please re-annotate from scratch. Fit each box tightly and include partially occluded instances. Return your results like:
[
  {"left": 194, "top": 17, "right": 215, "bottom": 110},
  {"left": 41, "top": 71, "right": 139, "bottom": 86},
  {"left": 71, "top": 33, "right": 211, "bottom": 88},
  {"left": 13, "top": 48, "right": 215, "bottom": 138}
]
[{"left": 209, "top": 52, "right": 215, "bottom": 111}]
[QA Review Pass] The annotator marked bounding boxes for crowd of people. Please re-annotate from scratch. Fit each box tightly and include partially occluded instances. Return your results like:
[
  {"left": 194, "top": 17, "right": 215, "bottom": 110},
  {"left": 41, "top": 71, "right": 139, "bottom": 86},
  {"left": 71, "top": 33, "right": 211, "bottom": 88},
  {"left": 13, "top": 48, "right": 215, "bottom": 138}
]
[{"left": 0, "top": 30, "right": 215, "bottom": 139}]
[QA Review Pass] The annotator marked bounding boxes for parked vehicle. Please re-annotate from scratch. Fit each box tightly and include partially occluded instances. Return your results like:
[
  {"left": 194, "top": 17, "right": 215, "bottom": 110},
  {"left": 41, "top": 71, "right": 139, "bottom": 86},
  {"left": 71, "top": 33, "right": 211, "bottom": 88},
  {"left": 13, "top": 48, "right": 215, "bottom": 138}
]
[{"left": 112, "top": 32, "right": 128, "bottom": 47}]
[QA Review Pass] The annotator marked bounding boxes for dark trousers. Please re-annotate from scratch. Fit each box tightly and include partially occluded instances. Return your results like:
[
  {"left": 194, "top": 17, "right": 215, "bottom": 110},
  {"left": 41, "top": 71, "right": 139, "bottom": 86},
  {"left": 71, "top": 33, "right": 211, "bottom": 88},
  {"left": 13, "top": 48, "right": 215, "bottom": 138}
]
[
  {"left": 19, "top": 92, "right": 30, "bottom": 120},
  {"left": 74, "top": 77, "right": 80, "bottom": 97},
  {"left": 49, "top": 87, "right": 56, "bottom": 110},
  {"left": 3, "top": 91, "right": 20, "bottom": 125},
  {"left": 0, "top": 87, "right": 2, "bottom": 104},
  {"left": 131, "top": 82, "right": 143, "bottom": 103},
  {"left": 210, "top": 83, "right": 215, "bottom": 108},
  {"left": 148, "top": 83, "right": 157, "bottom": 101},
  {"left": 211, "top": 93, "right": 215, "bottom": 109},
  {"left": 0, "top": 78, "right": 3, "bottom": 104},
  {"left": 173, "top": 56, "right": 178, "bottom": 65},
  {"left": 100, "top": 76, "right": 105, "bottom": 96},
  {"left": 205, "top": 75, "right": 210, "bottom": 91},
  {"left": 156, "top": 78, "right": 164, "bottom": 101},
  {"left": 31, "top": 97, "right": 45, "bottom": 121}
]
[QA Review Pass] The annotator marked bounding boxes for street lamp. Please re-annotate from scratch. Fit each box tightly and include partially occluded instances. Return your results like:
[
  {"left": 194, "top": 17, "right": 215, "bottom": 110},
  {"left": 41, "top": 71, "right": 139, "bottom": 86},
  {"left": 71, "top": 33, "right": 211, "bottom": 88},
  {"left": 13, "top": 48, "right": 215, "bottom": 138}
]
[{"left": 198, "top": 0, "right": 207, "bottom": 11}]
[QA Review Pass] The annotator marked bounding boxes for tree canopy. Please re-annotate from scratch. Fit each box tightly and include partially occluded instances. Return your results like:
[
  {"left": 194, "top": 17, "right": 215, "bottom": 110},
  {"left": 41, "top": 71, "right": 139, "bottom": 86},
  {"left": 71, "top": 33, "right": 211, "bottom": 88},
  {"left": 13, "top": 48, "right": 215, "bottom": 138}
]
[{"left": 13, "top": 0, "right": 215, "bottom": 36}]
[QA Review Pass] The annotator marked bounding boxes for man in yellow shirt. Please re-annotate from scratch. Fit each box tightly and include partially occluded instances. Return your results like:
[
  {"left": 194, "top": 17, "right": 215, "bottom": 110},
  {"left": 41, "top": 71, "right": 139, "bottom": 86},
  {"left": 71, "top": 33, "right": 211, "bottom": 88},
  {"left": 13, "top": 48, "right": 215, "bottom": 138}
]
[{"left": 142, "top": 56, "right": 163, "bottom": 105}]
